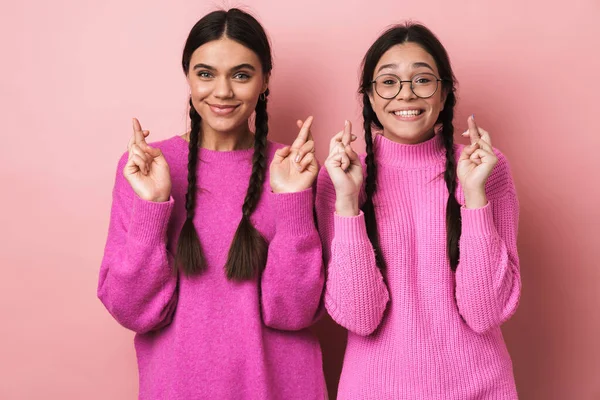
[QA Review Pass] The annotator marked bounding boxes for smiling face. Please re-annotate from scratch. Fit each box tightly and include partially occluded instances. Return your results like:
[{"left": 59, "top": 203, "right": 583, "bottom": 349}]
[
  {"left": 369, "top": 42, "right": 447, "bottom": 144},
  {"left": 186, "top": 37, "right": 268, "bottom": 137}
]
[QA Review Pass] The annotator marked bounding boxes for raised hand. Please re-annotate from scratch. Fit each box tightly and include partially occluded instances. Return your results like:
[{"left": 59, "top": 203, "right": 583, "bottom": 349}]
[
  {"left": 457, "top": 115, "right": 498, "bottom": 208},
  {"left": 270, "top": 116, "right": 319, "bottom": 193},
  {"left": 123, "top": 118, "right": 172, "bottom": 202},
  {"left": 324, "top": 120, "right": 361, "bottom": 216},
  {"left": 269, "top": 116, "right": 319, "bottom": 194}
]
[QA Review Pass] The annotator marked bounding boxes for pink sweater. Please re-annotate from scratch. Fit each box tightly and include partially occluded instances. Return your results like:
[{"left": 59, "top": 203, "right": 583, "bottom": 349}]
[
  {"left": 98, "top": 136, "right": 326, "bottom": 399},
  {"left": 316, "top": 133, "right": 521, "bottom": 399}
]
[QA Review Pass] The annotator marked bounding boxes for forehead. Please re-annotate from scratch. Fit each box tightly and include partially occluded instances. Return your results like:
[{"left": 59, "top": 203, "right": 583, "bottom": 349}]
[
  {"left": 189, "top": 37, "right": 262, "bottom": 71},
  {"left": 375, "top": 42, "right": 439, "bottom": 75}
]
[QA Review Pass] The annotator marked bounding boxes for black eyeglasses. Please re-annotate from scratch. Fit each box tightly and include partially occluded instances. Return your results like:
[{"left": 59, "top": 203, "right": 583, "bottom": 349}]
[{"left": 371, "top": 73, "right": 443, "bottom": 99}]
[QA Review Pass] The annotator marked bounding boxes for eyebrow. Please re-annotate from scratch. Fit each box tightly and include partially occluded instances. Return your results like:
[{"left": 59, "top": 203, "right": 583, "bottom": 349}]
[
  {"left": 193, "top": 63, "right": 256, "bottom": 72},
  {"left": 376, "top": 62, "right": 435, "bottom": 73}
]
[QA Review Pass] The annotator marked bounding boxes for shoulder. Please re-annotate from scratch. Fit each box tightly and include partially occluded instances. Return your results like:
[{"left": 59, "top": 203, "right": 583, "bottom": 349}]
[
  {"left": 316, "top": 152, "right": 368, "bottom": 207},
  {"left": 265, "top": 140, "right": 286, "bottom": 161},
  {"left": 113, "top": 136, "right": 187, "bottom": 190},
  {"left": 455, "top": 143, "right": 516, "bottom": 200},
  {"left": 485, "top": 147, "right": 516, "bottom": 199},
  {"left": 116, "top": 135, "right": 185, "bottom": 166}
]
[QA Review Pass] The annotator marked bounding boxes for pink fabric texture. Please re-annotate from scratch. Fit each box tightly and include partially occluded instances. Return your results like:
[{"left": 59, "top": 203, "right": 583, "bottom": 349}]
[
  {"left": 316, "top": 133, "right": 521, "bottom": 399},
  {"left": 98, "top": 136, "right": 326, "bottom": 399}
]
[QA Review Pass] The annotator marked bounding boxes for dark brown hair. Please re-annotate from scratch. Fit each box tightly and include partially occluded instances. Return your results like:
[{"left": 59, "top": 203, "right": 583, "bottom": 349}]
[
  {"left": 359, "top": 23, "right": 461, "bottom": 271},
  {"left": 177, "top": 9, "right": 272, "bottom": 279}
]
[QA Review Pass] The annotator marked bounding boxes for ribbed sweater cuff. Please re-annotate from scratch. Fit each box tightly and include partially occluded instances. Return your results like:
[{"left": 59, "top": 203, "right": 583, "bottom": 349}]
[
  {"left": 272, "top": 188, "right": 316, "bottom": 236},
  {"left": 334, "top": 211, "right": 371, "bottom": 243},
  {"left": 460, "top": 202, "right": 497, "bottom": 237},
  {"left": 128, "top": 195, "right": 174, "bottom": 246}
]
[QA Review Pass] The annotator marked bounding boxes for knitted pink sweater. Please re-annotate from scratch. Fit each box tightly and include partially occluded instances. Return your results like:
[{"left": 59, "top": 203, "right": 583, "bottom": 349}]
[
  {"left": 98, "top": 136, "right": 326, "bottom": 399},
  {"left": 316, "top": 133, "right": 520, "bottom": 399}
]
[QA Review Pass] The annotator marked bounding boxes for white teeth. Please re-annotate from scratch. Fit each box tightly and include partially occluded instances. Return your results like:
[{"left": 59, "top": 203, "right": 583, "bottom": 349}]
[{"left": 393, "top": 110, "right": 422, "bottom": 117}]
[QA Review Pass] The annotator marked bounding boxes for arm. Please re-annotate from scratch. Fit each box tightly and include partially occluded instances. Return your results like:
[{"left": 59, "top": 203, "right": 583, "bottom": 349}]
[
  {"left": 316, "top": 167, "right": 389, "bottom": 336},
  {"left": 260, "top": 188, "right": 325, "bottom": 331},
  {"left": 455, "top": 151, "right": 521, "bottom": 334},
  {"left": 97, "top": 154, "right": 178, "bottom": 334}
]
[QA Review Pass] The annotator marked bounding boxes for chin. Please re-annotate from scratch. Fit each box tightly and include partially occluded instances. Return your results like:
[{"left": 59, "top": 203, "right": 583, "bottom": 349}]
[
  {"left": 204, "top": 118, "right": 243, "bottom": 134},
  {"left": 384, "top": 128, "right": 433, "bottom": 144}
]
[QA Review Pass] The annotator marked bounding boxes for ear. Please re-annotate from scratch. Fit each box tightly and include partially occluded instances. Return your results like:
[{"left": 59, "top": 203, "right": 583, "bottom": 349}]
[
  {"left": 440, "top": 87, "right": 448, "bottom": 111},
  {"left": 262, "top": 73, "right": 270, "bottom": 94},
  {"left": 368, "top": 90, "right": 375, "bottom": 108}
]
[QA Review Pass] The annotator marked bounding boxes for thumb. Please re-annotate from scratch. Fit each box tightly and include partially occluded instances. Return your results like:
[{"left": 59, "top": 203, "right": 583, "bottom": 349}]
[{"left": 273, "top": 146, "right": 291, "bottom": 163}]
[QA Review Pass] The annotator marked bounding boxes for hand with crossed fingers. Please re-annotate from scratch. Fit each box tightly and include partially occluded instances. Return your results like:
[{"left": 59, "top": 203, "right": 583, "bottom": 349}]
[
  {"left": 323, "top": 120, "right": 360, "bottom": 217},
  {"left": 123, "top": 118, "right": 172, "bottom": 203},
  {"left": 458, "top": 115, "right": 498, "bottom": 208},
  {"left": 270, "top": 116, "right": 320, "bottom": 194}
]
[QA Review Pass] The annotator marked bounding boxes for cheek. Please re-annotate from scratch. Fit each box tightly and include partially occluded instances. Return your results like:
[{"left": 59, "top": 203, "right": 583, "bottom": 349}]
[
  {"left": 372, "top": 97, "right": 388, "bottom": 117},
  {"left": 190, "top": 83, "right": 211, "bottom": 100},
  {"left": 428, "top": 93, "right": 444, "bottom": 111},
  {"left": 236, "top": 82, "right": 262, "bottom": 101}
]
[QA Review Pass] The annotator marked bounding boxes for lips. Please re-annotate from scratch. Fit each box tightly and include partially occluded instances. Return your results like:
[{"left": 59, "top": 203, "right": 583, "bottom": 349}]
[{"left": 208, "top": 103, "right": 239, "bottom": 116}]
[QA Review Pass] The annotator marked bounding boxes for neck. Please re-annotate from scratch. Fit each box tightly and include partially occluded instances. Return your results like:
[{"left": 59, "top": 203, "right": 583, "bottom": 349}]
[
  {"left": 373, "top": 130, "right": 445, "bottom": 168},
  {"left": 182, "top": 121, "right": 254, "bottom": 151}
]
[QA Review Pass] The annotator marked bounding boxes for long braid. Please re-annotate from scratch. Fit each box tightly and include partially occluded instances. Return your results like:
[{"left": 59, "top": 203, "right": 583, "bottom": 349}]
[
  {"left": 225, "top": 91, "right": 269, "bottom": 280},
  {"left": 179, "top": 8, "right": 273, "bottom": 280},
  {"left": 175, "top": 99, "right": 206, "bottom": 276},
  {"left": 362, "top": 94, "right": 386, "bottom": 270},
  {"left": 440, "top": 92, "right": 461, "bottom": 271}
]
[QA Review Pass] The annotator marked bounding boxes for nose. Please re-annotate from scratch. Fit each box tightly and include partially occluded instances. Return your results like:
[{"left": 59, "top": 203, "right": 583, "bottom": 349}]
[
  {"left": 213, "top": 77, "right": 234, "bottom": 99},
  {"left": 396, "top": 80, "right": 416, "bottom": 101}
]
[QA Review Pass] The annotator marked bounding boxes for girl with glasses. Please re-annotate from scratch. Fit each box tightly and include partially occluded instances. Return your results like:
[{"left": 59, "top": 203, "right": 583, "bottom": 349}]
[
  {"left": 98, "top": 9, "right": 326, "bottom": 399},
  {"left": 316, "top": 23, "right": 520, "bottom": 399}
]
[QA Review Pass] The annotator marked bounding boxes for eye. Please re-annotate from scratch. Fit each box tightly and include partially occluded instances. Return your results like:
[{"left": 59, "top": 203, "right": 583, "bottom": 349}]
[
  {"left": 382, "top": 79, "right": 397, "bottom": 85},
  {"left": 196, "top": 71, "right": 213, "bottom": 79},
  {"left": 413, "top": 75, "right": 433, "bottom": 85},
  {"left": 233, "top": 72, "right": 251, "bottom": 81}
]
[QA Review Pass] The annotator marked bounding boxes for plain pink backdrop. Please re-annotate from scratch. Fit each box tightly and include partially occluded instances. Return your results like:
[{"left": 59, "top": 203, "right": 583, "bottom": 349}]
[{"left": 1, "top": 0, "right": 599, "bottom": 399}]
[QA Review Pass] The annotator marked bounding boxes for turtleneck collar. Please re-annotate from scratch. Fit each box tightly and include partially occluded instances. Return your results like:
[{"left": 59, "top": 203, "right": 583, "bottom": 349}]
[{"left": 372, "top": 133, "right": 446, "bottom": 168}]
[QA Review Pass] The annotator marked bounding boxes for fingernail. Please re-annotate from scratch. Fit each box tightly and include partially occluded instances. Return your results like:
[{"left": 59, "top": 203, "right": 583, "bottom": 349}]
[
  {"left": 352, "top": 135, "right": 357, "bottom": 139},
  {"left": 344, "top": 120, "right": 348, "bottom": 126},
  {"left": 471, "top": 114, "right": 475, "bottom": 120},
  {"left": 295, "top": 155, "right": 300, "bottom": 163}
]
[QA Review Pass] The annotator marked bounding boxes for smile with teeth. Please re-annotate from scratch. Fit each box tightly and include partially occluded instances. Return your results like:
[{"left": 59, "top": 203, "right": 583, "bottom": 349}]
[{"left": 393, "top": 109, "right": 423, "bottom": 117}]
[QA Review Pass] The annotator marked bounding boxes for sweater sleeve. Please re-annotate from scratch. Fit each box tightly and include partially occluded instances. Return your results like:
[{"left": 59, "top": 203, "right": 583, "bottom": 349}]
[
  {"left": 259, "top": 188, "right": 325, "bottom": 331},
  {"left": 315, "top": 167, "right": 390, "bottom": 336},
  {"left": 97, "top": 154, "right": 178, "bottom": 334},
  {"left": 455, "top": 153, "right": 521, "bottom": 334}
]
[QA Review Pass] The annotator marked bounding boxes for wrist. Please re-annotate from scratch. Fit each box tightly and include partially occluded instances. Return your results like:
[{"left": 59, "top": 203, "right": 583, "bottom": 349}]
[
  {"left": 151, "top": 193, "right": 170, "bottom": 203},
  {"left": 335, "top": 196, "right": 359, "bottom": 216},
  {"left": 463, "top": 189, "right": 487, "bottom": 209}
]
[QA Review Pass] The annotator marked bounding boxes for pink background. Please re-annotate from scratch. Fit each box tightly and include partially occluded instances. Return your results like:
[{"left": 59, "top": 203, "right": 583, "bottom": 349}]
[{"left": 1, "top": 1, "right": 599, "bottom": 399}]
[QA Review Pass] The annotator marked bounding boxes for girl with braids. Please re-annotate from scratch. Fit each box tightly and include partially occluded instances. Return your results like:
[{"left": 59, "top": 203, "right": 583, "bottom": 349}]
[
  {"left": 98, "top": 9, "right": 326, "bottom": 399},
  {"left": 316, "top": 23, "right": 520, "bottom": 399}
]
